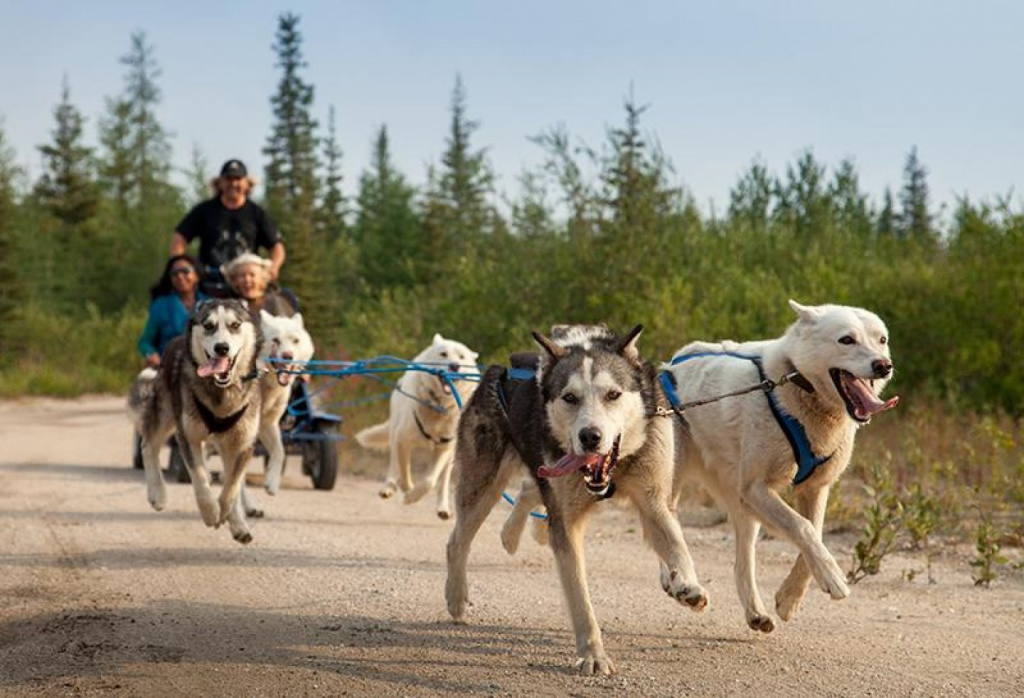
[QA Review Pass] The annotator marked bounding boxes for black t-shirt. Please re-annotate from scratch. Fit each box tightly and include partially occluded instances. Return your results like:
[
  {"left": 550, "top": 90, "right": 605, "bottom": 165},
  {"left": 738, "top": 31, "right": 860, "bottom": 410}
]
[{"left": 176, "top": 198, "right": 282, "bottom": 270}]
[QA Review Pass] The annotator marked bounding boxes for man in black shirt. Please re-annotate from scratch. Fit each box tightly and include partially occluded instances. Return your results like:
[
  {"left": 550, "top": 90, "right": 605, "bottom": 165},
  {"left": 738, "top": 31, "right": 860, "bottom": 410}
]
[{"left": 169, "top": 159, "right": 286, "bottom": 296}]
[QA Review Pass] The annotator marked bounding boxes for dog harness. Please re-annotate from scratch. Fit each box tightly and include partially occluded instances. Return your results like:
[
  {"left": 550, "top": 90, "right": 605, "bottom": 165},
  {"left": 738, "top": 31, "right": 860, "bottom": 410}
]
[
  {"left": 414, "top": 412, "right": 454, "bottom": 445},
  {"left": 660, "top": 352, "right": 832, "bottom": 486},
  {"left": 193, "top": 397, "right": 250, "bottom": 434}
]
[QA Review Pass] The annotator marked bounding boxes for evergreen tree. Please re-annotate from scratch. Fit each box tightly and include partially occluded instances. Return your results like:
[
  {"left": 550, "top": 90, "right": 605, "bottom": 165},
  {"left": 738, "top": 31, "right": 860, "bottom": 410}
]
[
  {"left": 728, "top": 158, "right": 775, "bottom": 232},
  {"left": 898, "top": 146, "right": 935, "bottom": 244},
  {"left": 421, "top": 74, "right": 497, "bottom": 277},
  {"left": 33, "top": 78, "right": 101, "bottom": 310},
  {"left": 0, "top": 123, "right": 23, "bottom": 355},
  {"left": 877, "top": 186, "right": 896, "bottom": 237},
  {"left": 319, "top": 104, "right": 346, "bottom": 244},
  {"left": 184, "top": 143, "right": 211, "bottom": 206},
  {"left": 774, "top": 149, "right": 832, "bottom": 239},
  {"left": 354, "top": 125, "right": 421, "bottom": 290},
  {"left": 96, "top": 31, "right": 181, "bottom": 310},
  {"left": 35, "top": 78, "right": 99, "bottom": 226},
  {"left": 829, "top": 158, "right": 873, "bottom": 237},
  {"left": 262, "top": 12, "right": 330, "bottom": 329}
]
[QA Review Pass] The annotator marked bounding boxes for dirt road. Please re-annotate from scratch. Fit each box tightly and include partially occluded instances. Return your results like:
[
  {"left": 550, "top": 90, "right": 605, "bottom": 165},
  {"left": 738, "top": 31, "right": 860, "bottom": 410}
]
[{"left": 0, "top": 396, "right": 1021, "bottom": 697}]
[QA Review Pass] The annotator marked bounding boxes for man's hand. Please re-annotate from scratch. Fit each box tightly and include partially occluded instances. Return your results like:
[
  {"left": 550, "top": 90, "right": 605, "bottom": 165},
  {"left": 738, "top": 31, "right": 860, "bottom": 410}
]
[{"left": 145, "top": 354, "right": 161, "bottom": 368}]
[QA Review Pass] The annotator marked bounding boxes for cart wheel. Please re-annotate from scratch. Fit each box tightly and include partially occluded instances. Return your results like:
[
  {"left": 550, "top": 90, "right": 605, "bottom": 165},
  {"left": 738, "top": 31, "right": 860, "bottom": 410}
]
[
  {"left": 168, "top": 441, "right": 191, "bottom": 483},
  {"left": 132, "top": 432, "right": 144, "bottom": 470},
  {"left": 303, "top": 424, "right": 338, "bottom": 491}
]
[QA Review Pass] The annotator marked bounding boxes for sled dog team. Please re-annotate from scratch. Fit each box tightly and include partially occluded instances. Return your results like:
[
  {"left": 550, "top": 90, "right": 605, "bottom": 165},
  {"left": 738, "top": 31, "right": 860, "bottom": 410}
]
[{"left": 129, "top": 298, "right": 899, "bottom": 674}]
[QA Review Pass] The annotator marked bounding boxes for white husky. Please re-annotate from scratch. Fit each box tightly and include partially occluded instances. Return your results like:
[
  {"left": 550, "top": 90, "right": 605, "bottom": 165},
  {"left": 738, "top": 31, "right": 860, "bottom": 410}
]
[
  {"left": 663, "top": 300, "right": 899, "bottom": 632},
  {"left": 355, "top": 334, "right": 479, "bottom": 518}
]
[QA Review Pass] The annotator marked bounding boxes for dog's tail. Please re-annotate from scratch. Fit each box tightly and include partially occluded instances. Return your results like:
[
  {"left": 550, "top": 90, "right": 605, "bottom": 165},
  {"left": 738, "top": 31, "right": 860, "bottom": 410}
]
[
  {"left": 354, "top": 421, "right": 390, "bottom": 451},
  {"left": 126, "top": 367, "right": 159, "bottom": 426}
]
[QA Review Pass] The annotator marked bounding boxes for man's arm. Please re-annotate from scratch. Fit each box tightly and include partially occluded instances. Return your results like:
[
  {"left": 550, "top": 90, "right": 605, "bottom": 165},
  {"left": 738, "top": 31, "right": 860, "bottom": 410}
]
[
  {"left": 169, "top": 232, "right": 188, "bottom": 256},
  {"left": 268, "top": 242, "right": 286, "bottom": 282}
]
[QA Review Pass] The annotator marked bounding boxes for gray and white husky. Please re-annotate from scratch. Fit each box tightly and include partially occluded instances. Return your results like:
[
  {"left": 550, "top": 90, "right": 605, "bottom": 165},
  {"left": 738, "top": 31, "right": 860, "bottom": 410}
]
[
  {"left": 663, "top": 300, "right": 899, "bottom": 632},
  {"left": 356, "top": 334, "right": 479, "bottom": 519},
  {"left": 445, "top": 325, "right": 708, "bottom": 676},
  {"left": 128, "top": 299, "right": 263, "bottom": 544}
]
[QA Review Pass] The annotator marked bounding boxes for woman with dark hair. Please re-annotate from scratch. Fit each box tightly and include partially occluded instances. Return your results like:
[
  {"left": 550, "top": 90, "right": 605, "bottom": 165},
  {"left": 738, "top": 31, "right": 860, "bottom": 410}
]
[{"left": 136, "top": 254, "right": 206, "bottom": 367}]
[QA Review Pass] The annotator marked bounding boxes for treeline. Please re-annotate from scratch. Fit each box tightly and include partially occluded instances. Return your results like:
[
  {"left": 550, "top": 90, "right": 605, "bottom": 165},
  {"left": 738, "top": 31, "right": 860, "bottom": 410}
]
[{"left": 0, "top": 14, "right": 1020, "bottom": 415}]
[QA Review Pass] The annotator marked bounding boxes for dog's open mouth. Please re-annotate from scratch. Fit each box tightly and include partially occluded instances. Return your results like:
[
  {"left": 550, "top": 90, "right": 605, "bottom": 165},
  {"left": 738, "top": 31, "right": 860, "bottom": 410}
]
[
  {"left": 197, "top": 354, "right": 236, "bottom": 387},
  {"left": 830, "top": 368, "right": 899, "bottom": 423},
  {"left": 270, "top": 350, "right": 296, "bottom": 387},
  {"left": 538, "top": 435, "right": 621, "bottom": 496}
]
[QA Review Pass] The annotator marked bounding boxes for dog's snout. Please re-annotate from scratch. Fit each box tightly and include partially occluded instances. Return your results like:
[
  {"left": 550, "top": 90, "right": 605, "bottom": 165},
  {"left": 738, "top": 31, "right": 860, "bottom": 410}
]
[
  {"left": 448, "top": 362, "right": 460, "bottom": 373},
  {"left": 214, "top": 342, "right": 230, "bottom": 357},
  {"left": 281, "top": 352, "right": 294, "bottom": 361},
  {"left": 578, "top": 426, "right": 603, "bottom": 452},
  {"left": 872, "top": 359, "right": 893, "bottom": 378}
]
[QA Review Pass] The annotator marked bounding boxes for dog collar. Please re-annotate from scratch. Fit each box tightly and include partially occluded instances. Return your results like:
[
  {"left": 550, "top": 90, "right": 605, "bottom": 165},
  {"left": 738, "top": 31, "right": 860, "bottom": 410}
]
[
  {"left": 662, "top": 352, "right": 833, "bottom": 485},
  {"left": 414, "top": 413, "right": 453, "bottom": 445}
]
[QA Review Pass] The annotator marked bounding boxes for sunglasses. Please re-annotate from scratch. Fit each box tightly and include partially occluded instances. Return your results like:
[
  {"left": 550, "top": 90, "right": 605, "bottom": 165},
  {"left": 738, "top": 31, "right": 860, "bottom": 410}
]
[{"left": 170, "top": 267, "right": 194, "bottom": 277}]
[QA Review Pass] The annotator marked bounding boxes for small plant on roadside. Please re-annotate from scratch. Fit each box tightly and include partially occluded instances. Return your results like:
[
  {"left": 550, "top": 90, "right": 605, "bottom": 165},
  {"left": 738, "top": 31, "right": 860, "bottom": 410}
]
[
  {"left": 970, "top": 510, "right": 1008, "bottom": 587},
  {"left": 848, "top": 463, "right": 904, "bottom": 584}
]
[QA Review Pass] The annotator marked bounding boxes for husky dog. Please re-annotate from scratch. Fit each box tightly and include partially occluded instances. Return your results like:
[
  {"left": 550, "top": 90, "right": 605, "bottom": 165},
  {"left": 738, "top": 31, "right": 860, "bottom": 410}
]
[
  {"left": 257, "top": 310, "right": 316, "bottom": 496},
  {"left": 129, "top": 299, "right": 263, "bottom": 544},
  {"left": 446, "top": 325, "right": 708, "bottom": 675},
  {"left": 356, "top": 334, "right": 480, "bottom": 519},
  {"left": 663, "top": 300, "right": 899, "bottom": 632}
]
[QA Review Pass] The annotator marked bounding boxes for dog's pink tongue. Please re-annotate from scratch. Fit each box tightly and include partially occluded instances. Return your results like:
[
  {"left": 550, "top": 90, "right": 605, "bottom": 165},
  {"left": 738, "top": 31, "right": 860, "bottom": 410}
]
[
  {"left": 849, "top": 378, "right": 900, "bottom": 418},
  {"left": 197, "top": 356, "right": 230, "bottom": 378},
  {"left": 538, "top": 453, "right": 601, "bottom": 479}
]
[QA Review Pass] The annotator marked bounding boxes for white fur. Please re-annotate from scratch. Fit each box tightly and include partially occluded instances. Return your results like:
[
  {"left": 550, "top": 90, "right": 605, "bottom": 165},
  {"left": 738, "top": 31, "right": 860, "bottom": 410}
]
[
  {"left": 665, "top": 299, "right": 897, "bottom": 632},
  {"left": 355, "top": 334, "right": 479, "bottom": 519}
]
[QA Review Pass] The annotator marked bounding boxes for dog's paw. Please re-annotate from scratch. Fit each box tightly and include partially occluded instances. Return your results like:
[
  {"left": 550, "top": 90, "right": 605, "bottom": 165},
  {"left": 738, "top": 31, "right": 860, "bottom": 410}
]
[
  {"left": 378, "top": 482, "right": 397, "bottom": 499},
  {"left": 814, "top": 558, "right": 850, "bottom": 600},
  {"left": 775, "top": 588, "right": 804, "bottom": 621},
  {"left": 574, "top": 652, "right": 617, "bottom": 676},
  {"left": 530, "top": 517, "right": 549, "bottom": 547},
  {"left": 666, "top": 569, "right": 709, "bottom": 612},
  {"left": 232, "top": 529, "right": 253, "bottom": 545},
  {"left": 197, "top": 498, "right": 219, "bottom": 527},
  {"left": 500, "top": 523, "right": 522, "bottom": 555},
  {"left": 147, "top": 493, "right": 166, "bottom": 512},
  {"left": 264, "top": 479, "right": 280, "bottom": 496},
  {"left": 437, "top": 509, "right": 451, "bottom": 521},
  {"left": 245, "top": 507, "right": 265, "bottom": 519},
  {"left": 747, "top": 614, "right": 775, "bottom": 633}
]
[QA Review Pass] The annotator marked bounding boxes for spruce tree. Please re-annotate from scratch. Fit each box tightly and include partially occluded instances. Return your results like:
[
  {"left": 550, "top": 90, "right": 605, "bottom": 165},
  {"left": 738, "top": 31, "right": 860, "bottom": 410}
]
[
  {"left": 421, "top": 75, "right": 497, "bottom": 277},
  {"left": 319, "top": 105, "right": 346, "bottom": 244},
  {"left": 35, "top": 78, "right": 99, "bottom": 226},
  {"left": 0, "top": 124, "right": 23, "bottom": 356},
  {"left": 354, "top": 125, "right": 421, "bottom": 290},
  {"left": 263, "top": 12, "right": 330, "bottom": 329},
  {"left": 877, "top": 187, "right": 896, "bottom": 237},
  {"left": 898, "top": 146, "right": 935, "bottom": 245}
]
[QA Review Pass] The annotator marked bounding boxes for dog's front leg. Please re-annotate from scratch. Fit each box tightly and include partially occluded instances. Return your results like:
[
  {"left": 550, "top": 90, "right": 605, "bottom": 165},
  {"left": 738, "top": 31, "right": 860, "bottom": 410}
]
[
  {"left": 500, "top": 477, "right": 540, "bottom": 555},
  {"left": 260, "top": 418, "right": 286, "bottom": 496},
  {"left": 140, "top": 430, "right": 170, "bottom": 512},
  {"left": 379, "top": 433, "right": 413, "bottom": 498},
  {"left": 218, "top": 446, "right": 254, "bottom": 544},
  {"left": 548, "top": 509, "right": 616, "bottom": 675},
  {"left": 404, "top": 443, "right": 449, "bottom": 506},
  {"left": 630, "top": 490, "right": 709, "bottom": 612},
  {"left": 741, "top": 481, "right": 849, "bottom": 601},
  {"left": 775, "top": 484, "right": 830, "bottom": 620},
  {"left": 180, "top": 435, "right": 219, "bottom": 527},
  {"left": 433, "top": 449, "right": 455, "bottom": 519}
]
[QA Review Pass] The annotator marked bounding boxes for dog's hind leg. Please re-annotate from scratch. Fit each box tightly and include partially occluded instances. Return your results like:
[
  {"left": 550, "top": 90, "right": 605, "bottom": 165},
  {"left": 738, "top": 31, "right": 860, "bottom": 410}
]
[
  {"left": 775, "top": 484, "right": 830, "bottom": 621},
  {"left": 218, "top": 446, "right": 254, "bottom": 544},
  {"left": 446, "top": 452, "right": 517, "bottom": 622},
  {"left": 140, "top": 421, "right": 174, "bottom": 511},
  {"left": 404, "top": 444, "right": 452, "bottom": 507},
  {"left": 548, "top": 503, "right": 616, "bottom": 676},
  {"left": 239, "top": 482, "right": 264, "bottom": 519},
  {"left": 380, "top": 435, "right": 414, "bottom": 498},
  {"left": 433, "top": 450, "right": 456, "bottom": 519},
  {"left": 261, "top": 419, "right": 286, "bottom": 496},
  {"left": 732, "top": 510, "right": 774, "bottom": 632},
  {"left": 741, "top": 480, "right": 849, "bottom": 601}
]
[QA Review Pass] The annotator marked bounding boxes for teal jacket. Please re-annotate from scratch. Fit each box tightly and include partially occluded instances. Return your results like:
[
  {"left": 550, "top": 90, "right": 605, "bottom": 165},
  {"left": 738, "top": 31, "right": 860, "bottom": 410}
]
[{"left": 137, "top": 293, "right": 207, "bottom": 359}]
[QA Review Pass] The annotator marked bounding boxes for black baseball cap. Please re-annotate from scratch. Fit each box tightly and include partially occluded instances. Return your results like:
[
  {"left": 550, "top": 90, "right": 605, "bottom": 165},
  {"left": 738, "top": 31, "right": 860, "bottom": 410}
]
[{"left": 220, "top": 159, "right": 247, "bottom": 178}]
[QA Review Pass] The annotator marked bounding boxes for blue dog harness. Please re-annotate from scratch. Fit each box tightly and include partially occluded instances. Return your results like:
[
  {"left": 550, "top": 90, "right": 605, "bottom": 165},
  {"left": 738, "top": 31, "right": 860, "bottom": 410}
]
[{"left": 660, "top": 352, "right": 832, "bottom": 486}]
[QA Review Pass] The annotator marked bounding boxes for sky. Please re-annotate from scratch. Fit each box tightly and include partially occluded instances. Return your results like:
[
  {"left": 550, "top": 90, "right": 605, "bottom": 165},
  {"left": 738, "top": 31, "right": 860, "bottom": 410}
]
[{"left": 1, "top": 1, "right": 1022, "bottom": 218}]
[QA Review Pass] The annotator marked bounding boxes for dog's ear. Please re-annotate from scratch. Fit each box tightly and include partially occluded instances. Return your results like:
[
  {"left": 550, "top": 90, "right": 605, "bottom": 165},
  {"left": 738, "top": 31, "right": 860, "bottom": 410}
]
[
  {"left": 616, "top": 324, "right": 643, "bottom": 362},
  {"left": 433, "top": 333, "right": 445, "bottom": 345},
  {"left": 259, "top": 309, "right": 273, "bottom": 325},
  {"left": 789, "top": 299, "right": 822, "bottom": 323},
  {"left": 533, "top": 331, "right": 568, "bottom": 361},
  {"left": 292, "top": 312, "right": 304, "bottom": 327}
]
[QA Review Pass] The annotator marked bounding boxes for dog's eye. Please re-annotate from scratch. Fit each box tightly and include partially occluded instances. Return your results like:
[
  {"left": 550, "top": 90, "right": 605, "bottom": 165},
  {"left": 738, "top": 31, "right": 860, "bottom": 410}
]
[
  {"left": 229, "top": 321, "right": 241, "bottom": 331},
  {"left": 440, "top": 351, "right": 449, "bottom": 358},
  {"left": 879, "top": 336, "right": 888, "bottom": 345},
  {"left": 838, "top": 336, "right": 856, "bottom": 345},
  {"left": 606, "top": 390, "right": 621, "bottom": 402},
  {"left": 203, "top": 322, "right": 216, "bottom": 332},
  {"left": 562, "top": 393, "right": 578, "bottom": 405}
]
